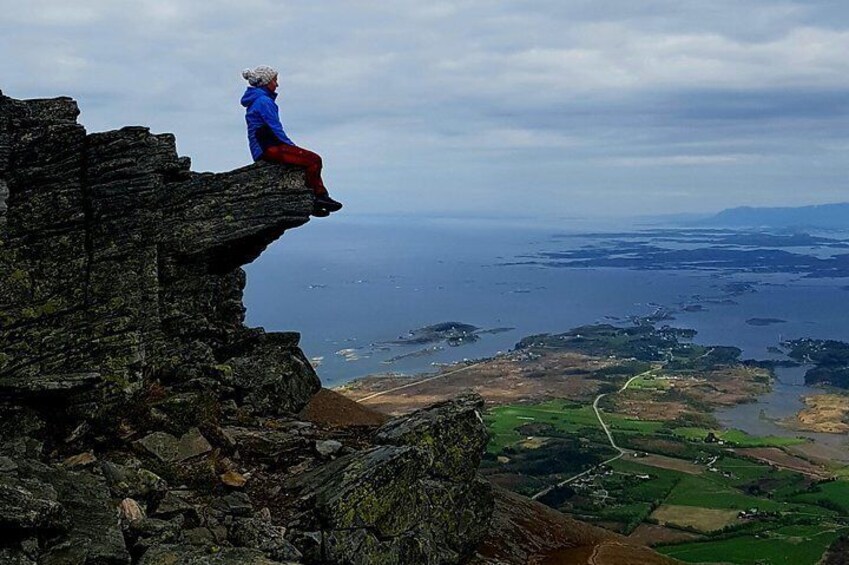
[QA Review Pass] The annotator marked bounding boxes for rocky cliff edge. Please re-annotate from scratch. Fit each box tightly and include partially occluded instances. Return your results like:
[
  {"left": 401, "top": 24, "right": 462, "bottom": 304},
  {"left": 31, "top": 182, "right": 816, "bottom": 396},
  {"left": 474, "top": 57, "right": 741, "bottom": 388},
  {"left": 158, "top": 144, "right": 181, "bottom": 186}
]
[{"left": 0, "top": 92, "right": 493, "bottom": 565}]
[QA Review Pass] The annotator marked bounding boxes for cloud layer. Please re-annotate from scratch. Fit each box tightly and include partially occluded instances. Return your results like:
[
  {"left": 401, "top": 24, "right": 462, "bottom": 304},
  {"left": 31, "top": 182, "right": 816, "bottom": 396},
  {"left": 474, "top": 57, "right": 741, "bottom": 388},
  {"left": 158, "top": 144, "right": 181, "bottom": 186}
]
[{"left": 1, "top": 0, "right": 847, "bottom": 217}]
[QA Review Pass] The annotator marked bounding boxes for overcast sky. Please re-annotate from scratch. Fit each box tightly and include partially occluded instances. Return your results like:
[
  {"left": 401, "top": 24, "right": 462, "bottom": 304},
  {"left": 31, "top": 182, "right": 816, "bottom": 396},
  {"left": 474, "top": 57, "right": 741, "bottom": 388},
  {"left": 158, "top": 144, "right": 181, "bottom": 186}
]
[{"left": 1, "top": 0, "right": 847, "bottom": 219}]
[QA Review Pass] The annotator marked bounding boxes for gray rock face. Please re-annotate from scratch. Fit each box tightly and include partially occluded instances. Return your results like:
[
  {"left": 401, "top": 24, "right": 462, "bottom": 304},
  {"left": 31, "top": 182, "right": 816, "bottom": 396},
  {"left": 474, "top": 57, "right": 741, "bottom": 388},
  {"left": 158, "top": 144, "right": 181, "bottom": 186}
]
[
  {"left": 136, "top": 428, "right": 212, "bottom": 463},
  {"left": 224, "top": 332, "right": 321, "bottom": 416},
  {"left": 285, "top": 397, "right": 495, "bottom": 564},
  {"left": 229, "top": 517, "right": 302, "bottom": 561},
  {"left": 0, "top": 471, "right": 65, "bottom": 532},
  {"left": 0, "top": 91, "right": 315, "bottom": 418},
  {"left": 375, "top": 392, "right": 489, "bottom": 481},
  {"left": 0, "top": 93, "right": 496, "bottom": 565},
  {"left": 8, "top": 459, "right": 130, "bottom": 564}
]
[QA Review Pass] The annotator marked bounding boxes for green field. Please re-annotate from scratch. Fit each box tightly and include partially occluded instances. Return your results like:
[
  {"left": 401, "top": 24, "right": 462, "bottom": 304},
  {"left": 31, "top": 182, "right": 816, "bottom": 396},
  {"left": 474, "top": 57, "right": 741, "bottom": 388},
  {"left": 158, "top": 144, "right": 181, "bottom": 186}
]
[
  {"left": 485, "top": 399, "right": 847, "bottom": 563},
  {"left": 658, "top": 525, "right": 848, "bottom": 564},
  {"left": 486, "top": 400, "right": 664, "bottom": 453},
  {"left": 596, "top": 501, "right": 654, "bottom": 530},
  {"left": 625, "top": 375, "right": 670, "bottom": 391},
  {"left": 672, "top": 427, "right": 806, "bottom": 447},
  {"left": 711, "top": 456, "right": 810, "bottom": 492},
  {"left": 665, "top": 475, "right": 785, "bottom": 512},
  {"left": 608, "top": 459, "right": 685, "bottom": 504},
  {"left": 789, "top": 479, "right": 849, "bottom": 516},
  {"left": 663, "top": 474, "right": 835, "bottom": 518}
]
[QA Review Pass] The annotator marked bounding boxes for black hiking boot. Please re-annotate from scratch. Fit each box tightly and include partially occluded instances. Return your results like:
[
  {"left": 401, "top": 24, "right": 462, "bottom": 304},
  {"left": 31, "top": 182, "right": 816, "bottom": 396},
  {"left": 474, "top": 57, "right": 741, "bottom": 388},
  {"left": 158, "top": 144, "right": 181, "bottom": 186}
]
[
  {"left": 311, "top": 204, "right": 331, "bottom": 217},
  {"left": 314, "top": 193, "right": 343, "bottom": 212}
]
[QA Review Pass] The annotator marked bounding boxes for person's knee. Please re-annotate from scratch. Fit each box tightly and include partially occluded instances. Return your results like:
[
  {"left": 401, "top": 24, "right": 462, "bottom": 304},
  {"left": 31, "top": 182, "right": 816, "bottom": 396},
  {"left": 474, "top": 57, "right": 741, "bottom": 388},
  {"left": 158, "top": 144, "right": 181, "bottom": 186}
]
[{"left": 306, "top": 151, "right": 322, "bottom": 167}]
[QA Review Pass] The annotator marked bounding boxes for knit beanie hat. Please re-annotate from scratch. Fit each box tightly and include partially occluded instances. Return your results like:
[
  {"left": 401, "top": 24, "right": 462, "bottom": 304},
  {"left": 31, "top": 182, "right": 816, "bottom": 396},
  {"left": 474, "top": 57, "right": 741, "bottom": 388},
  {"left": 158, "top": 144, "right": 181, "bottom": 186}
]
[{"left": 242, "top": 65, "right": 278, "bottom": 87}]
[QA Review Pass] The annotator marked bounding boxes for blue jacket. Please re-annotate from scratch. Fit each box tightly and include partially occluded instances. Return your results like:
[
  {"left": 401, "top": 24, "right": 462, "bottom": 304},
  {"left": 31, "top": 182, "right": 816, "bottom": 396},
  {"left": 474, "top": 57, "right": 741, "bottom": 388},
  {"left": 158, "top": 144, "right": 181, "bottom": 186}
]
[{"left": 241, "top": 86, "right": 294, "bottom": 161}]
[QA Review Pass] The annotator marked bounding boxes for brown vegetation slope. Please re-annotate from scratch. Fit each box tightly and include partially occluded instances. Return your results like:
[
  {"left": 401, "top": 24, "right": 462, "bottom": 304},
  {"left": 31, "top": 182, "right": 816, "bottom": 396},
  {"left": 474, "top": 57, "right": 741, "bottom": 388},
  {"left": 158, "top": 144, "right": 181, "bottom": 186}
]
[{"left": 471, "top": 488, "right": 679, "bottom": 565}]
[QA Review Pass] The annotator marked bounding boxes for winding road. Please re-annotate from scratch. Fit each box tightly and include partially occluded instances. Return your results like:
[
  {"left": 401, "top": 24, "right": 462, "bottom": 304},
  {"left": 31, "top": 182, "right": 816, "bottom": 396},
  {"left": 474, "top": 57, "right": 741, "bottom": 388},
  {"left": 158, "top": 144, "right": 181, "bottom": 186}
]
[
  {"left": 531, "top": 368, "right": 657, "bottom": 501},
  {"left": 354, "top": 359, "right": 661, "bottom": 503}
]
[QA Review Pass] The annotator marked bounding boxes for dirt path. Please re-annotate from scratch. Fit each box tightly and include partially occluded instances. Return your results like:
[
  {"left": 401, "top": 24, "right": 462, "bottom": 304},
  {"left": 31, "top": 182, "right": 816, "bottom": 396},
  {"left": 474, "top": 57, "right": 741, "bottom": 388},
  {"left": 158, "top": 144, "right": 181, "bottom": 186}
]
[{"left": 354, "top": 361, "right": 486, "bottom": 403}]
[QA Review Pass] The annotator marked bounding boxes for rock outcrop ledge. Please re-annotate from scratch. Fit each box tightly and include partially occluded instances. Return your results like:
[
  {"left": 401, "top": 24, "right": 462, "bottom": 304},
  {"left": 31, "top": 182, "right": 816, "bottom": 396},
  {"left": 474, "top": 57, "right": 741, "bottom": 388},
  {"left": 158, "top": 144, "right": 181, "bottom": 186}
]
[{"left": 0, "top": 92, "right": 493, "bottom": 564}]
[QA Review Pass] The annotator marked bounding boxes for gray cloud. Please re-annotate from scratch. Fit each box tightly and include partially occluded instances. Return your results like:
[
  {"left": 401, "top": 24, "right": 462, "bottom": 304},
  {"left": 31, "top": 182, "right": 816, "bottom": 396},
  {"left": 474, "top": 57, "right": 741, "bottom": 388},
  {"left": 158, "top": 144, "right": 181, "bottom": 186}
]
[{"left": 1, "top": 0, "right": 847, "bottom": 218}]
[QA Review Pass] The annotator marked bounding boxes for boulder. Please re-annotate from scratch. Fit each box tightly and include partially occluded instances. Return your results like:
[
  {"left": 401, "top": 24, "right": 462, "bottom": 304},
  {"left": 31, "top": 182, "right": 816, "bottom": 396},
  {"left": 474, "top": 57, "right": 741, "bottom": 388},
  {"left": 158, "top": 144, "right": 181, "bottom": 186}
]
[
  {"left": 286, "top": 446, "right": 426, "bottom": 538},
  {"left": 222, "top": 426, "right": 311, "bottom": 463},
  {"left": 0, "top": 455, "right": 18, "bottom": 472},
  {"left": 0, "top": 547, "right": 37, "bottom": 564},
  {"left": 0, "top": 407, "right": 45, "bottom": 458},
  {"left": 229, "top": 516, "right": 303, "bottom": 562},
  {"left": 285, "top": 445, "right": 493, "bottom": 564},
  {"left": 19, "top": 460, "right": 130, "bottom": 564},
  {"left": 136, "top": 427, "right": 212, "bottom": 463},
  {"left": 315, "top": 439, "right": 343, "bottom": 458},
  {"left": 100, "top": 460, "right": 167, "bottom": 500},
  {"left": 210, "top": 492, "right": 254, "bottom": 518},
  {"left": 118, "top": 498, "right": 146, "bottom": 523},
  {"left": 126, "top": 517, "right": 184, "bottom": 553},
  {"left": 375, "top": 393, "right": 489, "bottom": 481},
  {"left": 225, "top": 333, "right": 321, "bottom": 415},
  {"left": 147, "top": 392, "right": 218, "bottom": 434},
  {"left": 152, "top": 490, "right": 197, "bottom": 520},
  {"left": 0, "top": 470, "right": 66, "bottom": 533}
]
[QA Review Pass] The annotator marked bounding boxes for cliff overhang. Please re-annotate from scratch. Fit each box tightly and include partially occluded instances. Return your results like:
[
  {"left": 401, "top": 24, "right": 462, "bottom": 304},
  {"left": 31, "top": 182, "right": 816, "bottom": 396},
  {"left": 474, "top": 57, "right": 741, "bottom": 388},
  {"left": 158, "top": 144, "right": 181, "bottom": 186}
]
[{"left": 0, "top": 92, "right": 316, "bottom": 395}]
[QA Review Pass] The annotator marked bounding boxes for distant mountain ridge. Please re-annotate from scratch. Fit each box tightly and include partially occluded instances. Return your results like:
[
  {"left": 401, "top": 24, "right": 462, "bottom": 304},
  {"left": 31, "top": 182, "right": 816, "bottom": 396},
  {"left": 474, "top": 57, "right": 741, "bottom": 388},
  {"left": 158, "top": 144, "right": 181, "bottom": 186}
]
[{"left": 701, "top": 202, "right": 849, "bottom": 229}]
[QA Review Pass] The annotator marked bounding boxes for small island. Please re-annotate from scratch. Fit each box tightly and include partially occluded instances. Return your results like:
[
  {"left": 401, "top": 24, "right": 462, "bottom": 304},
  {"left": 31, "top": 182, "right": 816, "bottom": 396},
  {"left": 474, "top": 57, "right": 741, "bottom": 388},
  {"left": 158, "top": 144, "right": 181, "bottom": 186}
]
[{"left": 745, "top": 317, "right": 787, "bottom": 326}]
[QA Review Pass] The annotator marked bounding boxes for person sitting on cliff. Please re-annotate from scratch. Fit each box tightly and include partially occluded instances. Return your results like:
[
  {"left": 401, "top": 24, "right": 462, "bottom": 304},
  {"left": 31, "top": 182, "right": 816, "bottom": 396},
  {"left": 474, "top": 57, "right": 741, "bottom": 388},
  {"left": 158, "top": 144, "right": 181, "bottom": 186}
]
[{"left": 241, "top": 65, "right": 342, "bottom": 217}]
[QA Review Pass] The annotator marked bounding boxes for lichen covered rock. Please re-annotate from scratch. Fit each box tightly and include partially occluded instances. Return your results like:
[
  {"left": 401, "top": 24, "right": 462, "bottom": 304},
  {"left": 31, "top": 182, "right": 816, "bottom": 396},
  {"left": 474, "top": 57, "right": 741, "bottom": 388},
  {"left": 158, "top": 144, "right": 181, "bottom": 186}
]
[
  {"left": 135, "top": 428, "right": 212, "bottom": 463},
  {"left": 223, "top": 333, "right": 321, "bottom": 416},
  {"left": 0, "top": 471, "right": 66, "bottom": 533},
  {"left": 3, "top": 458, "right": 131, "bottom": 564},
  {"left": 229, "top": 516, "right": 302, "bottom": 561},
  {"left": 284, "top": 400, "right": 495, "bottom": 564},
  {"left": 375, "top": 392, "right": 489, "bottom": 481}
]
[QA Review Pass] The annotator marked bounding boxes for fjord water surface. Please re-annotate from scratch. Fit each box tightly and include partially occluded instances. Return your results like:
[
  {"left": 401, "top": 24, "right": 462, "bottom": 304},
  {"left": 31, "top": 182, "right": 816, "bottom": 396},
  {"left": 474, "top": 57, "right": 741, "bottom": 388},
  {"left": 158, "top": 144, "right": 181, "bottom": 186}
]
[
  {"left": 245, "top": 216, "right": 849, "bottom": 453},
  {"left": 244, "top": 216, "right": 849, "bottom": 394}
]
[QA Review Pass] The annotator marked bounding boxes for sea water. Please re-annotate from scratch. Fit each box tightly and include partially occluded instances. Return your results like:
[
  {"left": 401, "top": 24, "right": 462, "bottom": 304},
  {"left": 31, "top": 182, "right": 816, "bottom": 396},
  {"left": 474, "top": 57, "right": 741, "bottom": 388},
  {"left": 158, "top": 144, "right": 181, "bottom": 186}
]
[{"left": 244, "top": 215, "right": 849, "bottom": 448}]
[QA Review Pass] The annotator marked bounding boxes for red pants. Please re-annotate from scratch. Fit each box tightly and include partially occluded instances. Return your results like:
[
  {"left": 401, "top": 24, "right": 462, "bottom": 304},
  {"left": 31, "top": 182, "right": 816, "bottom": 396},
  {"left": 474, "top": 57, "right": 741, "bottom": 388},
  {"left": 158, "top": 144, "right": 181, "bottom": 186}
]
[{"left": 261, "top": 144, "right": 328, "bottom": 196}]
